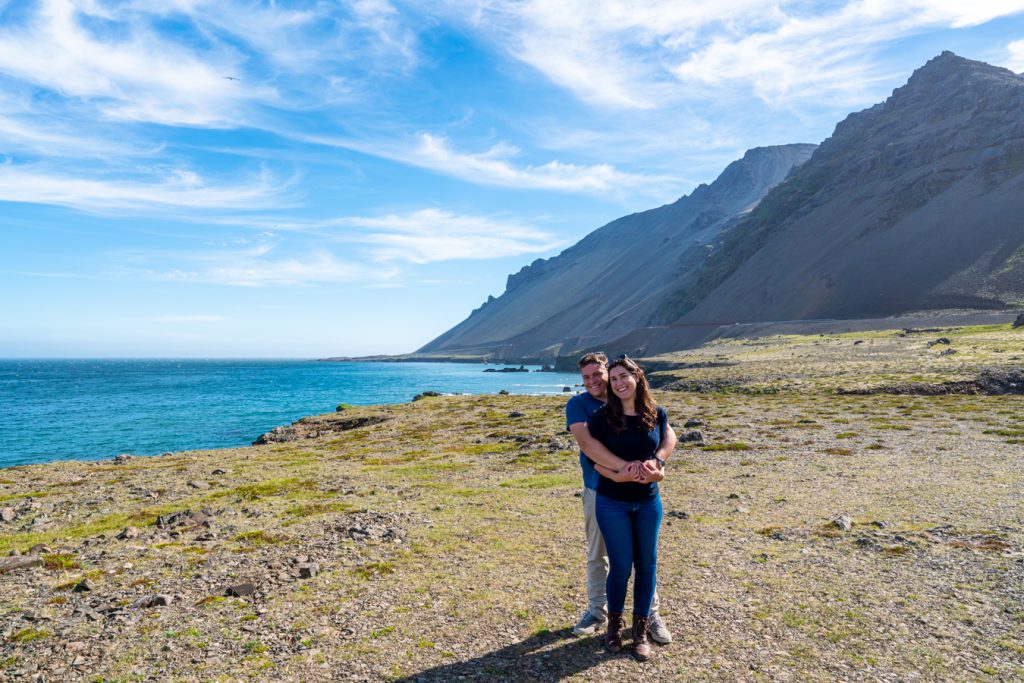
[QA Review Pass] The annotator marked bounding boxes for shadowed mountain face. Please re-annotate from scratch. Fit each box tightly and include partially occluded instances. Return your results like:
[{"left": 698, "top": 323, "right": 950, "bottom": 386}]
[
  {"left": 418, "top": 144, "right": 817, "bottom": 359},
  {"left": 664, "top": 52, "right": 1024, "bottom": 329},
  {"left": 421, "top": 52, "right": 1024, "bottom": 361}
]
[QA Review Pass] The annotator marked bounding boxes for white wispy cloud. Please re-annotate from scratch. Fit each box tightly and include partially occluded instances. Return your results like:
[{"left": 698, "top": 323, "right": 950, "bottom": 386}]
[
  {"left": 153, "top": 314, "right": 226, "bottom": 323},
  {"left": 439, "top": 0, "right": 1024, "bottom": 107},
  {"left": 138, "top": 247, "right": 397, "bottom": 288},
  {"left": 671, "top": 1, "right": 1024, "bottom": 103},
  {"left": 119, "top": 208, "right": 560, "bottom": 288},
  {"left": 295, "top": 130, "right": 675, "bottom": 194},
  {"left": 0, "top": 163, "right": 295, "bottom": 213},
  {"left": 1006, "top": 39, "right": 1024, "bottom": 72},
  {"left": 444, "top": 0, "right": 772, "bottom": 108},
  {"left": 335, "top": 208, "right": 563, "bottom": 263},
  {"left": 408, "top": 133, "right": 674, "bottom": 192},
  {"left": 0, "top": 105, "right": 157, "bottom": 159},
  {"left": 0, "top": 0, "right": 270, "bottom": 126}
]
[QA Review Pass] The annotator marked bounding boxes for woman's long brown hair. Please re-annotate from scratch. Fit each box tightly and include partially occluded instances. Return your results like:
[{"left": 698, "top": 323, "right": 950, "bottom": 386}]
[{"left": 604, "top": 356, "right": 658, "bottom": 433}]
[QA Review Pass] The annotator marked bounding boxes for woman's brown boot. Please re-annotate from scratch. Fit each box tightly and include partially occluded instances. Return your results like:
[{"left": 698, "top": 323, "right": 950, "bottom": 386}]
[
  {"left": 605, "top": 612, "right": 623, "bottom": 653},
  {"left": 632, "top": 614, "right": 651, "bottom": 661}
]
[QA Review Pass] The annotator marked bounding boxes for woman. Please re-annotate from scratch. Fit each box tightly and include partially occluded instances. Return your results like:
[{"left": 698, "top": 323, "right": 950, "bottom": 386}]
[{"left": 587, "top": 356, "right": 667, "bottom": 661}]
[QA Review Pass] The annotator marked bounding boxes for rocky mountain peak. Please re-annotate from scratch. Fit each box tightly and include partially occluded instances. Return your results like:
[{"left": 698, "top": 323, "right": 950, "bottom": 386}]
[{"left": 884, "top": 51, "right": 1023, "bottom": 116}]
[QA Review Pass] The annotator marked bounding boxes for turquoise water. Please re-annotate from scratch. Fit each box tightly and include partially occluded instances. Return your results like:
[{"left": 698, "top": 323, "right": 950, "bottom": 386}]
[{"left": 0, "top": 360, "right": 580, "bottom": 468}]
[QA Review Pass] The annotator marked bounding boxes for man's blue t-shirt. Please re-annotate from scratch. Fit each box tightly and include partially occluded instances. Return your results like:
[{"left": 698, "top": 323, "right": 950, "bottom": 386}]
[{"left": 565, "top": 391, "right": 605, "bottom": 491}]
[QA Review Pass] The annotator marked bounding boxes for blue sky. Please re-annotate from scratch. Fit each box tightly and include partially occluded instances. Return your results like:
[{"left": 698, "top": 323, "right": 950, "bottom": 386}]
[{"left": 2, "top": 1, "right": 1023, "bottom": 358}]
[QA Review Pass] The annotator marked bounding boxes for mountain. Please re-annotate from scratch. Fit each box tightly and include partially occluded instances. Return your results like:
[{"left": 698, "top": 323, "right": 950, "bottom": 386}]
[
  {"left": 658, "top": 52, "right": 1024, "bottom": 332},
  {"left": 421, "top": 52, "right": 1024, "bottom": 361},
  {"left": 418, "top": 144, "right": 817, "bottom": 359}
]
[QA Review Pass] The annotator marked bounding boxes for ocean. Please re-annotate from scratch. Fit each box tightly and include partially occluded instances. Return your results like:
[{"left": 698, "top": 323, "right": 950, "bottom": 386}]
[{"left": 0, "top": 360, "right": 580, "bottom": 468}]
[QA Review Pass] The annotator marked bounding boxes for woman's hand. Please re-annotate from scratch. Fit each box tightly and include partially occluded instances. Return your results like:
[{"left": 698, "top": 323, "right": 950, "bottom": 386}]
[{"left": 638, "top": 459, "right": 664, "bottom": 483}]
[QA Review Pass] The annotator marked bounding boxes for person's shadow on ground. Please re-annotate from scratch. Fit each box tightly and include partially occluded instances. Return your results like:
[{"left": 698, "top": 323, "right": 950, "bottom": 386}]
[{"left": 391, "top": 627, "right": 618, "bottom": 682}]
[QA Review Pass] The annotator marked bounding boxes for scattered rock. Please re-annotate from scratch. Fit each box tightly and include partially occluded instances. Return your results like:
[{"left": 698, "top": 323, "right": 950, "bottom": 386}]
[
  {"left": 28, "top": 543, "right": 53, "bottom": 555},
  {"left": 727, "top": 493, "right": 741, "bottom": 500},
  {"left": 660, "top": 378, "right": 740, "bottom": 393},
  {"left": 254, "top": 414, "right": 390, "bottom": 444},
  {"left": 225, "top": 583, "right": 257, "bottom": 597},
  {"left": 131, "top": 594, "right": 173, "bottom": 609},
  {"left": 838, "top": 368, "right": 1024, "bottom": 396},
  {"left": 938, "top": 348, "right": 957, "bottom": 356},
  {"left": 297, "top": 562, "right": 319, "bottom": 579},
  {"left": 1013, "top": 312, "right": 1024, "bottom": 328},
  {"left": 187, "top": 480, "right": 210, "bottom": 490},
  {"left": 411, "top": 391, "right": 442, "bottom": 402},
  {"left": 72, "top": 579, "right": 93, "bottom": 593},
  {"left": 562, "top": 386, "right": 572, "bottom": 392},
  {"left": 211, "top": 468, "right": 228, "bottom": 475},
  {"left": 0, "top": 556, "right": 43, "bottom": 574},
  {"left": 498, "top": 389, "right": 510, "bottom": 395},
  {"left": 667, "top": 511, "right": 689, "bottom": 520},
  {"left": 926, "top": 338, "right": 951, "bottom": 347},
  {"left": 28, "top": 514, "right": 51, "bottom": 530},
  {"left": 117, "top": 526, "right": 140, "bottom": 540},
  {"left": 684, "top": 418, "right": 704, "bottom": 428},
  {"left": 1, "top": 507, "right": 14, "bottom": 522},
  {"left": 832, "top": 515, "right": 854, "bottom": 532},
  {"left": 114, "top": 454, "right": 133, "bottom": 464},
  {"left": 679, "top": 430, "right": 704, "bottom": 444},
  {"left": 340, "top": 511, "right": 409, "bottom": 544},
  {"left": 156, "top": 509, "right": 213, "bottom": 530},
  {"left": 508, "top": 411, "right": 526, "bottom": 418}
]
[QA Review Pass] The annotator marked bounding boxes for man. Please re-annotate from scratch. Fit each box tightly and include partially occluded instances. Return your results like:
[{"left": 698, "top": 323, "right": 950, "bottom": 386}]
[{"left": 565, "top": 352, "right": 676, "bottom": 643}]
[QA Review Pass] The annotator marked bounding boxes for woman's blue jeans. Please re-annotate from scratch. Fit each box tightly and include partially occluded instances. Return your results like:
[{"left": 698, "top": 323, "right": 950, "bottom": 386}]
[{"left": 595, "top": 493, "right": 662, "bottom": 617}]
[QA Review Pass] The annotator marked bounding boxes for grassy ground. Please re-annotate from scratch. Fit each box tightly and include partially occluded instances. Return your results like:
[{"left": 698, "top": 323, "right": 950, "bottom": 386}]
[{"left": 1, "top": 323, "right": 1022, "bottom": 682}]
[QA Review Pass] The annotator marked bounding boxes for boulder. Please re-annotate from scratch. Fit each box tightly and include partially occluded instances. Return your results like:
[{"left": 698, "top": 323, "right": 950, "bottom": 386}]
[
  {"left": 679, "top": 430, "right": 704, "bottom": 444},
  {"left": 412, "top": 391, "right": 442, "bottom": 402},
  {"left": 131, "top": 593, "right": 173, "bottom": 609},
  {"left": 832, "top": 515, "right": 853, "bottom": 532},
  {"left": 0, "top": 556, "right": 43, "bottom": 574}
]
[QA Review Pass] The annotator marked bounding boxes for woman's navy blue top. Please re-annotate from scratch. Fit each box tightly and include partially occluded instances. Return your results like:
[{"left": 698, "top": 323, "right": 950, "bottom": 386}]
[{"left": 587, "top": 406, "right": 666, "bottom": 502}]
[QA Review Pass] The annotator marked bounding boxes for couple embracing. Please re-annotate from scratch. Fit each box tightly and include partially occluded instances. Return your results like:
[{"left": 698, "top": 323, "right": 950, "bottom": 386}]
[{"left": 565, "top": 352, "right": 677, "bottom": 661}]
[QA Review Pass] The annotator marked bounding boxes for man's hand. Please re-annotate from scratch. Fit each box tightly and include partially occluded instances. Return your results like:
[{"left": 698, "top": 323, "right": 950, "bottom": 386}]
[{"left": 595, "top": 463, "right": 639, "bottom": 483}]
